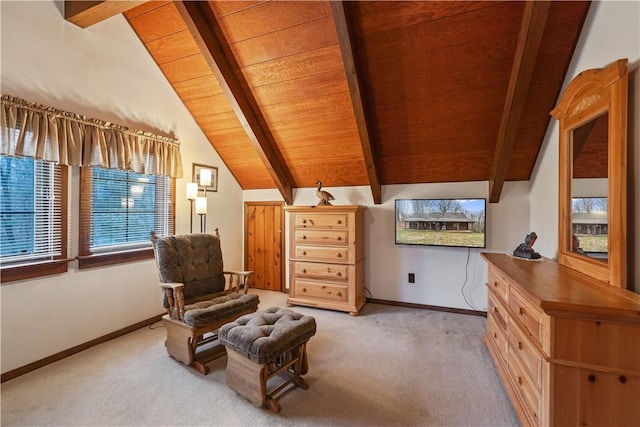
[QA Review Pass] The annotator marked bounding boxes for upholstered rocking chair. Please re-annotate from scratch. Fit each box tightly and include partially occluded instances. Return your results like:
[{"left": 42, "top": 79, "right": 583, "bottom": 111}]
[{"left": 150, "top": 230, "right": 260, "bottom": 374}]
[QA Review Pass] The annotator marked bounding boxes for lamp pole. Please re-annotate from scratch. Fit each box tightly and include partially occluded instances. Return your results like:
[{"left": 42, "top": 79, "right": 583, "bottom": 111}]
[{"left": 195, "top": 196, "right": 207, "bottom": 233}]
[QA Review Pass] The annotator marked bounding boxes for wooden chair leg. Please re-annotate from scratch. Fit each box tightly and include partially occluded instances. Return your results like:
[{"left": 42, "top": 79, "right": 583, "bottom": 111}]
[
  {"left": 192, "top": 360, "right": 210, "bottom": 375},
  {"left": 264, "top": 397, "right": 281, "bottom": 413},
  {"left": 163, "top": 319, "right": 195, "bottom": 366},
  {"left": 297, "top": 343, "right": 309, "bottom": 376},
  {"left": 163, "top": 319, "right": 209, "bottom": 374},
  {"left": 261, "top": 365, "right": 282, "bottom": 413},
  {"left": 289, "top": 344, "right": 309, "bottom": 390},
  {"left": 291, "top": 375, "right": 308, "bottom": 391},
  {"left": 226, "top": 349, "right": 268, "bottom": 408}
]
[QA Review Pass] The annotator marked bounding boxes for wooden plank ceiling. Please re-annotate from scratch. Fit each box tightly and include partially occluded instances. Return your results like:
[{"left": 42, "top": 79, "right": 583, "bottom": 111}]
[{"left": 116, "top": 1, "right": 591, "bottom": 203}]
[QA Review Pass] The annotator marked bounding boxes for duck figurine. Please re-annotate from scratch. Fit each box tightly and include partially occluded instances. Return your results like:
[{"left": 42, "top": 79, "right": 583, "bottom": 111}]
[{"left": 315, "top": 180, "right": 335, "bottom": 206}]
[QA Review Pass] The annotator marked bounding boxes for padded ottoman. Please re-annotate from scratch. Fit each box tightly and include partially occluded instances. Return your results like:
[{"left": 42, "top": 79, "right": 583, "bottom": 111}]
[{"left": 219, "top": 307, "right": 316, "bottom": 413}]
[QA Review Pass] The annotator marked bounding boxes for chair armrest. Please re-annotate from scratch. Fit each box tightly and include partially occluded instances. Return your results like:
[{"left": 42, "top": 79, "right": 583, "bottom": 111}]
[
  {"left": 159, "top": 282, "right": 185, "bottom": 320},
  {"left": 223, "top": 271, "right": 253, "bottom": 294},
  {"left": 159, "top": 282, "right": 184, "bottom": 290}
]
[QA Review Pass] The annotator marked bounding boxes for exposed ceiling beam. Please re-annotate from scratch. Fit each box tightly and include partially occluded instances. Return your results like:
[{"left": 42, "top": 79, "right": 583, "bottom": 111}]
[
  {"left": 330, "top": 1, "right": 382, "bottom": 205},
  {"left": 64, "top": 1, "right": 145, "bottom": 28},
  {"left": 175, "top": 1, "right": 294, "bottom": 205},
  {"left": 489, "top": 1, "right": 550, "bottom": 203}
]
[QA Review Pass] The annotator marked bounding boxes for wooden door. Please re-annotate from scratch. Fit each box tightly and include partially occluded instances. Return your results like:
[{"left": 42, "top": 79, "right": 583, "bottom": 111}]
[{"left": 244, "top": 202, "right": 284, "bottom": 291}]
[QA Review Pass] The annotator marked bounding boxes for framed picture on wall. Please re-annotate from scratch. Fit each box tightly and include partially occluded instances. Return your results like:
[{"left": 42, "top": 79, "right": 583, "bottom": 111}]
[{"left": 192, "top": 163, "right": 218, "bottom": 193}]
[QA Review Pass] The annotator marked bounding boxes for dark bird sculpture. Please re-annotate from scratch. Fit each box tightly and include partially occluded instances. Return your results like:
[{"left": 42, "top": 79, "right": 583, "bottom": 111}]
[{"left": 315, "top": 180, "right": 335, "bottom": 206}]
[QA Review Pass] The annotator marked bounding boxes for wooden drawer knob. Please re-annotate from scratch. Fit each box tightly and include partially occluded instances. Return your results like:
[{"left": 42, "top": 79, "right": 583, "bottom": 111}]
[
  {"left": 493, "top": 332, "right": 497, "bottom": 339},
  {"left": 336, "top": 292, "right": 342, "bottom": 297},
  {"left": 517, "top": 342, "right": 523, "bottom": 350},
  {"left": 302, "top": 269, "right": 307, "bottom": 273},
  {"left": 518, "top": 376, "right": 523, "bottom": 385},
  {"left": 302, "top": 287, "right": 307, "bottom": 292},
  {"left": 301, "top": 235, "right": 307, "bottom": 239},
  {"left": 588, "top": 374, "right": 596, "bottom": 383},
  {"left": 493, "top": 281, "right": 499, "bottom": 287},
  {"left": 336, "top": 220, "right": 342, "bottom": 224},
  {"left": 336, "top": 272, "right": 341, "bottom": 276},
  {"left": 518, "top": 307, "right": 525, "bottom": 315},
  {"left": 302, "top": 219, "right": 307, "bottom": 224},
  {"left": 336, "top": 253, "right": 342, "bottom": 257},
  {"left": 302, "top": 251, "right": 307, "bottom": 255},
  {"left": 620, "top": 376, "right": 627, "bottom": 384},
  {"left": 336, "top": 236, "right": 341, "bottom": 241}
]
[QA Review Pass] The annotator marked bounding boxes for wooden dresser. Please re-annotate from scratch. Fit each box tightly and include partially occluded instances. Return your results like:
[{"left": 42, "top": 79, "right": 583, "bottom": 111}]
[
  {"left": 481, "top": 253, "right": 640, "bottom": 427},
  {"left": 284, "top": 205, "right": 366, "bottom": 315}
]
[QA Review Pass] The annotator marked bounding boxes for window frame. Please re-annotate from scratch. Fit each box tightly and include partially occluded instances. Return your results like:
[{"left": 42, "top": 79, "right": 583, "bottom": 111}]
[
  {"left": 0, "top": 159, "right": 69, "bottom": 283},
  {"left": 78, "top": 166, "right": 175, "bottom": 269}
]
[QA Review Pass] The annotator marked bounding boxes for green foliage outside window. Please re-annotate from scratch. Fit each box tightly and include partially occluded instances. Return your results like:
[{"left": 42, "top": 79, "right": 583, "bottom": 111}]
[
  {"left": 91, "top": 167, "right": 162, "bottom": 249},
  {"left": 0, "top": 156, "right": 35, "bottom": 257}
]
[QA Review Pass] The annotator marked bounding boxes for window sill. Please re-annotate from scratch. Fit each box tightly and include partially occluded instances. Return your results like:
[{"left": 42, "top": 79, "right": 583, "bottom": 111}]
[
  {"left": 77, "top": 248, "right": 154, "bottom": 270},
  {"left": 1, "top": 259, "right": 70, "bottom": 283}
]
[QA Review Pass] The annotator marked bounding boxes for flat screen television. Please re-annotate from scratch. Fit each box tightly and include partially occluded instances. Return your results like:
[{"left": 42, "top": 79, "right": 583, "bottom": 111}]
[{"left": 395, "top": 198, "right": 486, "bottom": 248}]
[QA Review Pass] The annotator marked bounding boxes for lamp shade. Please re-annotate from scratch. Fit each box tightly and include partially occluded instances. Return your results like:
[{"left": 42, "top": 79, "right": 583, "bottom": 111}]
[
  {"left": 186, "top": 182, "right": 198, "bottom": 200},
  {"left": 199, "top": 169, "right": 212, "bottom": 187},
  {"left": 195, "top": 196, "right": 207, "bottom": 214}
]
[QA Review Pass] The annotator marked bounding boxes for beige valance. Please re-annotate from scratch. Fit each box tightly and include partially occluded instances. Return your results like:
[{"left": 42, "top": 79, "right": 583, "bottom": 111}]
[{"left": 0, "top": 94, "right": 183, "bottom": 178}]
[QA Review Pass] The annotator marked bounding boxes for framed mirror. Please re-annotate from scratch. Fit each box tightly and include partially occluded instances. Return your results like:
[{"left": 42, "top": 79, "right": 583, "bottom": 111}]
[
  {"left": 552, "top": 59, "right": 628, "bottom": 288},
  {"left": 571, "top": 112, "right": 608, "bottom": 260}
]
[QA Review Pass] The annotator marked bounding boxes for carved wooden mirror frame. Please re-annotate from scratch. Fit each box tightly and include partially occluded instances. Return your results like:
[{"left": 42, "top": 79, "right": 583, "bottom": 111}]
[{"left": 551, "top": 59, "right": 628, "bottom": 288}]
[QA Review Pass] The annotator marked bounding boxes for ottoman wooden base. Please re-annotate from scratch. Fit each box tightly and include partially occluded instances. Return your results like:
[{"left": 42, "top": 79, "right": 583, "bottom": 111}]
[
  {"left": 219, "top": 307, "right": 316, "bottom": 413},
  {"left": 225, "top": 342, "right": 310, "bottom": 413}
]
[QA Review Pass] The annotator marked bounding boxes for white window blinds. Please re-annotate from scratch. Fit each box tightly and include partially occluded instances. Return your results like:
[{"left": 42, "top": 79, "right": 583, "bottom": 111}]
[
  {"left": 81, "top": 166, "right": 173, "bottom": 254},
  {"left": 0, "top": 155, "right": 63, "bottom": 266}
]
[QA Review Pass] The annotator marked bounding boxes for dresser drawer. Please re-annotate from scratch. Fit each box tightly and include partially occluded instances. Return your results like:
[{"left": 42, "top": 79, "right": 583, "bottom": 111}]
[
  {"left": 487, "top": 312, "right": 508, "bottom": 364},
  {"left": 553, "top": 317, "right": 640, "bottom": 373},
  {"left": 292, "top": 279, "right": 348, "bottom": 302},
  {"left": 293, "top": 261, "right": 349, "bottom": 282},
  {"left": 293, "top": 245, "right": 349, "bottom": 263},
  {"left": 488, "top": 290, "right": 508, "bottom": 330},
  {"left": 552, "top": 365, "right": 640, "bottom": 427},
  {"left": 293, "top": 229, "right": 348, "bottom": 246},
  {"left": 508, "top": 286, "right": 545, "bottom": 347},
  {"left": 508, "top": 317, "right": 544, "bottom": 391},
  {"left": 488, "top": 267, "right": 509, "bottom": 302},
  {"left": 507, "top": 351, "right": 542, "bottom": 426},
  {"left": 294, "top": 213, "right": 348, "bottom": 229}
]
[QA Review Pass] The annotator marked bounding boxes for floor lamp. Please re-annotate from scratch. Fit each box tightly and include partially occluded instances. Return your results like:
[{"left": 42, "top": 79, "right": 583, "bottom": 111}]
[{"left": 187, "top": 167, "right": 212, "bottom": 233}]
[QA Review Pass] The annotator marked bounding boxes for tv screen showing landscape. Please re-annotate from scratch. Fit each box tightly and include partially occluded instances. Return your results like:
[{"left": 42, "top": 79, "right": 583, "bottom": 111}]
[{"left": 395, "top": 198, "right": 486, "bottom": 248}]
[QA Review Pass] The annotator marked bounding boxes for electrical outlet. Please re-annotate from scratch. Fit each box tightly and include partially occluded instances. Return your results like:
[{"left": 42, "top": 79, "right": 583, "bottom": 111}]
[{"left": 408, "top": 273, "right": 415, "bottom": 283}]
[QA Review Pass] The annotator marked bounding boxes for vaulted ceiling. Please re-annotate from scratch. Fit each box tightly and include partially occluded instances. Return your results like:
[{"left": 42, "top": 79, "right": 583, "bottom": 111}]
[{"left": 65, "top": 0, "right": 591, "bottom": 204}]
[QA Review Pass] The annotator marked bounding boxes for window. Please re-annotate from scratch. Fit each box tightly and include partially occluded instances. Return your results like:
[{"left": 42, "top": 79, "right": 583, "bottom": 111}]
[
  {"left": 0, "top": 155, "right": 68, "bottom": 282},
  {"left": 78, "top": 166, "right": 174, "bottom": 269}
]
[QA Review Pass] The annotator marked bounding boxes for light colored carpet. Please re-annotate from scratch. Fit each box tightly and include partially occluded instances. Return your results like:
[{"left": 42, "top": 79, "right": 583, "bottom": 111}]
[{"left": 1, "top": 290, "right": 519, "bottom": 426}]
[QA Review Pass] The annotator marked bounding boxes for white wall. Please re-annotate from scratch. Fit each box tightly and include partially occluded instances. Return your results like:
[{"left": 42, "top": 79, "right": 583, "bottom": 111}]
[
  {"left": 0, "top": 1, "right": 244, "bottom": 373},
  {"left": 245, "top": 181, "right": 531, "bottom": 311},
  {"left": 529, "top": 0, "right": 640, "bottom": 291}
]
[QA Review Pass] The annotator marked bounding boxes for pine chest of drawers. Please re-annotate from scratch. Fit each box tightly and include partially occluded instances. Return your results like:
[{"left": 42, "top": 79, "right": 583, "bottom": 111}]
[
  {"left": 482, "top": 252, "right": 640, "bottom": 427},
  {"left": 284, "top": 205, "right": 366, "bottom": 315}
]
